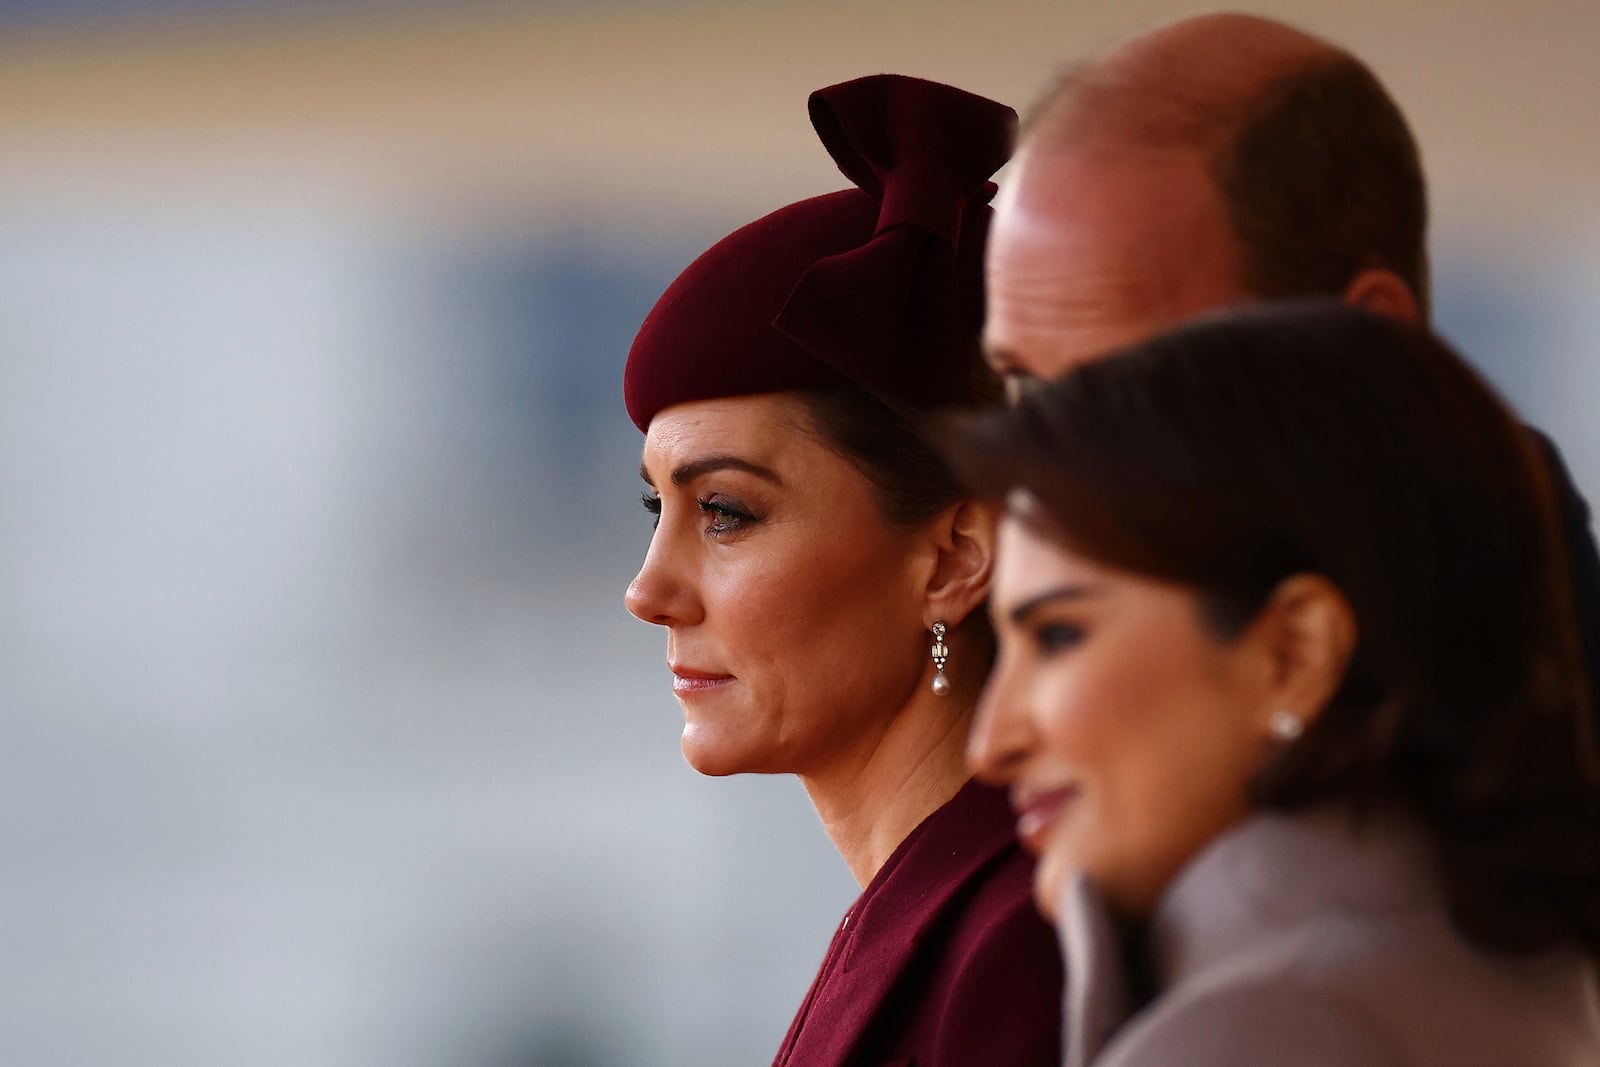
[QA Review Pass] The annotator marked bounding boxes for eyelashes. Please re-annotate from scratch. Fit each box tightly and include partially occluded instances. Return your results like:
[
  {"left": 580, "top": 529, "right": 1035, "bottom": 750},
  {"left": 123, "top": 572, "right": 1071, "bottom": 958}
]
[
  {"left": 639, "top": 491, "right": 759, "bottom": 537},
  {"left": 697, "top": 497, "right": 756, "bottom": 535},
  {"left": 1033, "top": 621, "right": 1086, "bottom": 655}
]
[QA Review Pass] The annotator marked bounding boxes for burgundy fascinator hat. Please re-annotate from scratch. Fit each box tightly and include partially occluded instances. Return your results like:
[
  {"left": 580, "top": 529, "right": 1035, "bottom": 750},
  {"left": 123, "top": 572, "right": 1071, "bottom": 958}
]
[{"left": 623, "top": 74, "right": 1017, "bottom": 431}]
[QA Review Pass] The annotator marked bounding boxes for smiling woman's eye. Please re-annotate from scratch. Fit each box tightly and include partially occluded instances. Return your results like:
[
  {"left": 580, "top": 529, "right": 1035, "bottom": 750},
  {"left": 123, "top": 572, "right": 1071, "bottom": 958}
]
[
  {"left": 1034, "top": 621, "right": 1085, "bottom": 654},
  {"left": 640, "top": 491, "right": 662, "bottom": 529}
]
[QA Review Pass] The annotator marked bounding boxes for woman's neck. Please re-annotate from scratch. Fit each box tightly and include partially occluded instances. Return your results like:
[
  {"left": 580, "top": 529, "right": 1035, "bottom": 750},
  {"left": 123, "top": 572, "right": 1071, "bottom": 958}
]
[{"left": 799, "top": 686, "right": 979, "bottom": 888}]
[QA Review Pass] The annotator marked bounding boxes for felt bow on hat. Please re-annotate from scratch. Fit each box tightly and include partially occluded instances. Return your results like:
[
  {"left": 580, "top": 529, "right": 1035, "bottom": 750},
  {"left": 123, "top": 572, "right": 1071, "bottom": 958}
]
[
  {"left": 623, "top": 74, "right": 1016, "bottom": 432},
  {"left": 774, "top": 74, "right": 1017, "bottom": 407}
]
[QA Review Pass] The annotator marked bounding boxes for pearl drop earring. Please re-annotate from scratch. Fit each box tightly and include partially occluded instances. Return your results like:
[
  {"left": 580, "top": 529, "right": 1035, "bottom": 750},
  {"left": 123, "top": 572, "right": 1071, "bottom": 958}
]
[{"left": 930, "top": 621, "right": 951, "bottom": 696}]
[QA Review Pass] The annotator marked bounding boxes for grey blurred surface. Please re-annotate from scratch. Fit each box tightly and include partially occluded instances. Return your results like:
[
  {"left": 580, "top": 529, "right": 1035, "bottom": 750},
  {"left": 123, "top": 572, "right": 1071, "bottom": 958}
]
[{"left": 1, "top": 2, "right": 1596, "bottom": 1064}]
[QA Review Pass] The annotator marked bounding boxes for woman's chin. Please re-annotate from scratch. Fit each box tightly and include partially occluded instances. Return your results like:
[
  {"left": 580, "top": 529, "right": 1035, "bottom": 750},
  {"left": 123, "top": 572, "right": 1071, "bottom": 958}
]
[
  {"left": 1032, "top": 866, "right": 1064, "bottom": 924},
  {"left": 1032, "top": 847, "right": 1081, "bottom": 924},
  {"left": 680, "top": 725, "right": 762, "bottom": 777}
]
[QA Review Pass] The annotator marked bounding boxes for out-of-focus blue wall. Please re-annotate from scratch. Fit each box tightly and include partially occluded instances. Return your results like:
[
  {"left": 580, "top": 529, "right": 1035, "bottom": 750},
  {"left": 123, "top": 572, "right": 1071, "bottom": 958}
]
[{"left": 2, "top": 2, "right": 1596, "bottom": 1065}]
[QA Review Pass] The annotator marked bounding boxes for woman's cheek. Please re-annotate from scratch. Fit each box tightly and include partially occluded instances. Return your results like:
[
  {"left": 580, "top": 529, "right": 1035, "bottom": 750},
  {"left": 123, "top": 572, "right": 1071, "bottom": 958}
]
[{"left": 1036, "top": 675, "right": 1101, "bottom": 763}]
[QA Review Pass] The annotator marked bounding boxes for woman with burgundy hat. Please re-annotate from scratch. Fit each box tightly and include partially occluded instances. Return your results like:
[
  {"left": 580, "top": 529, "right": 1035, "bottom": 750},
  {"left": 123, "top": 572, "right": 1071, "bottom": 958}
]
[{"left": 623, "top": 75, "right": 1064, "bottom": 1066}]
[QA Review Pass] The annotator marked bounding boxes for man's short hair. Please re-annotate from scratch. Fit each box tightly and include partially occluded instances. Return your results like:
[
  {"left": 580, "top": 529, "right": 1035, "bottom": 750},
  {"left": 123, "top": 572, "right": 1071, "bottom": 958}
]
[{"left": 1028, "top": 53, "right": 1430, "bottom": 317}]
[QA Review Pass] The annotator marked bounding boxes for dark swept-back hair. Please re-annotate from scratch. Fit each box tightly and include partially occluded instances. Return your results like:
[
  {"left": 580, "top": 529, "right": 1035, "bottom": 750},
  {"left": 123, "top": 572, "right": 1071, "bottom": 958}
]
[
  {"left": 947, "top": 301, "right": 1600, "bottom": 955},
  {"left": 796, "top": 356, "right": 1005, "bottom": 652},
  {"left": 800, "top": 350, "right": 1003, "bottom": 527}
]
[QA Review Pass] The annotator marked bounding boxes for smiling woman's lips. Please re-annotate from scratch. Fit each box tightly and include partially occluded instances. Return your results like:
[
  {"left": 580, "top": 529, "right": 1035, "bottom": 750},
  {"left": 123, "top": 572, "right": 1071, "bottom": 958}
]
[{"left": 1011, "top": 785, "right": 1081, "bottom": 854}]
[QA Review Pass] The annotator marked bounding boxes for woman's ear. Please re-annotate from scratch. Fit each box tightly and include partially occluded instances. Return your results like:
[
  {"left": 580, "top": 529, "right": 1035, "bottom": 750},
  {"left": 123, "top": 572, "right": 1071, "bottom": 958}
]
[
  {"left": 922, "top": 499, "right": 998, "bottom": 628},
  {"left": 1251, "top": 574, "right": 1358, "bottom": 731},
  {"left": 1342, "top": 267, "right": 1421, "bottom": 325}
]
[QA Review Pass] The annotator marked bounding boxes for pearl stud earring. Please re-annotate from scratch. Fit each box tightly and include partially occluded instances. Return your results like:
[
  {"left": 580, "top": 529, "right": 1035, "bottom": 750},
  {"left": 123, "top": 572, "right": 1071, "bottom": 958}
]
[{"left": 1268, "top": 709, "right": 1304, "bottom": 741}]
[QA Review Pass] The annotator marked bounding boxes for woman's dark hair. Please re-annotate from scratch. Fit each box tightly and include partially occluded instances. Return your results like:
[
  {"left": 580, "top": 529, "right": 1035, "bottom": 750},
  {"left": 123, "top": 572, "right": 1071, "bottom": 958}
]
[
  {"left": 946, "top": 301, "right": 1600, "bottom": 955},
  {"left": 799, "top": 357, "right": 1004, "bottom": 653},
  {"left": 801, "top": 368, "right": 1000, "bottom": 526}
]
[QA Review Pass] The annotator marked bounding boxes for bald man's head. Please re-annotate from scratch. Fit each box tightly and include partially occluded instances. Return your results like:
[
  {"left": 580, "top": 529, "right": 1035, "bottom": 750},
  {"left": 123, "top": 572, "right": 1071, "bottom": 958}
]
[
  {"left": 986, "top": 14, "right": 1429, "bottom": 387},
  {"left": 1026, "top": 13, "right": 1332, "bottom": 154}
]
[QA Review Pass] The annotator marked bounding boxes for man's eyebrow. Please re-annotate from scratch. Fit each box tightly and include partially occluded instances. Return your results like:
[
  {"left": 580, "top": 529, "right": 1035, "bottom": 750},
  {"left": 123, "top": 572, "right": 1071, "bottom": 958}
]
[
  {"left": 639, "top": 454, "right": 784, "bottom": 488},
  {"left": 982, "top": 341, "right": 1037, "bottom": 380}
]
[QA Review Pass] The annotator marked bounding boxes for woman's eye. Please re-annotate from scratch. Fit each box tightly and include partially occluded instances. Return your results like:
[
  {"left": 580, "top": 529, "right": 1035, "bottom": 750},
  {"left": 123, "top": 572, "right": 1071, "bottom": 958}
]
[
  {"left": 640, "top": 492, "right": 662, "bottom": 530},
  {"left": 1034, "top": 622, "right": 1085, "bottom": 654},
  {"left": 698, "top": 496, "right": 755, "bottom": 536}
]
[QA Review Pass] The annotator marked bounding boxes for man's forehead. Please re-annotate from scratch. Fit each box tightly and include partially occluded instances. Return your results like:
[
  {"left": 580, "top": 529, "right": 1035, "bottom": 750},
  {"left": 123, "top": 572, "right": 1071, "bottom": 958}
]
[
  {"left": 984, "top": 143, "right": 1247, "bottom": 379},
  {"left": 991, "top": 143, "right": 1219, "bottom": 251}
]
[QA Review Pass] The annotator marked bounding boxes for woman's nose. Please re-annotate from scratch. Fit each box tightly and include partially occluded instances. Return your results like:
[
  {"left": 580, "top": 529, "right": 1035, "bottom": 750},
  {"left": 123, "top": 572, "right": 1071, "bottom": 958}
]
[
  {"left": 625, "top": 533, "right": 699, "bottom": 627},
  {"left": 966, "top": 660, "right": 1034, "bottom": 784}
]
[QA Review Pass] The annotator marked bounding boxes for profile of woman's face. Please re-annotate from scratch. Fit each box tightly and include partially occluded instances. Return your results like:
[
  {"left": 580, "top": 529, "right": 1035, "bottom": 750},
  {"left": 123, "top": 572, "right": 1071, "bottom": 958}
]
[
  {"left": 626, "top": 394, "right": 932, "bottom": 778},
  {"left": 971, "top": 515, "right": 1277, "bottom": 920}
]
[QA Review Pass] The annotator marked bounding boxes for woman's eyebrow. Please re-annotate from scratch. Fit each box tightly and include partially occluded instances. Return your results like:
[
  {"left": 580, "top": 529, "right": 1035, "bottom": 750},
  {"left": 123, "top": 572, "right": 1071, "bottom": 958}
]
[
  {"left": 1007, "top": 585, "right": 1100, "bottom": 625},
  {"left": 638, "top": 454, "right": 784, "bottom": 488}
]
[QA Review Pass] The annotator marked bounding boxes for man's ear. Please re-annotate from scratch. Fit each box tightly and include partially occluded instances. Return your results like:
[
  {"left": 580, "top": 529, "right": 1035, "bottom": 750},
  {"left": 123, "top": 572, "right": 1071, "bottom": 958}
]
[
  {"left": 922, "top": 499, "right": 999, "bottom": 629},
  {"left": 1250, "top": 573, "right": 1358, "bottom": 731},
  {"left": 1342, "top": 267, "right": 1421, "bottom": 324}
]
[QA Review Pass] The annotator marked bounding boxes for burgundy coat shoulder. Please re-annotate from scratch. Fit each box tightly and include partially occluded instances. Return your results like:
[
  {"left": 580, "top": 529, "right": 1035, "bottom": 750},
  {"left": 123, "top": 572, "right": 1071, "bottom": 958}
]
[{"left": 774, "top": 779, "right": 1065, "bottom": 1067}]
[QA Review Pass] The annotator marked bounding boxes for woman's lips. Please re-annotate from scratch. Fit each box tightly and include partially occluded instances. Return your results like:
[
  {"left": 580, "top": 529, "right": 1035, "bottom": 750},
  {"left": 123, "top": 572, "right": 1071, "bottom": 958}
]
[
  {"left": 670, "top": 667, "right": 735, "bottom": 696},
  {"left": 1011, "top": 785, "right": 1080, "bottom": 854}
]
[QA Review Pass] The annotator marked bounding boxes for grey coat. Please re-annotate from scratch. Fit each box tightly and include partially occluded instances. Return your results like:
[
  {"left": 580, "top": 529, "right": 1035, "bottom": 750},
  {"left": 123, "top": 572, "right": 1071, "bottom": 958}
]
[{"left": 1059, "top": 807, "right": 1600, "bottom": 1067}]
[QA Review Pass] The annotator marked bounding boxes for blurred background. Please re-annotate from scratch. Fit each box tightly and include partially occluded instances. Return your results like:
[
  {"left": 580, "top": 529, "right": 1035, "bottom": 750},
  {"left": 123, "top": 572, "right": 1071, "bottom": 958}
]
[{"left": 1, "top": 0, "right": 1596, "bottom": 1064}]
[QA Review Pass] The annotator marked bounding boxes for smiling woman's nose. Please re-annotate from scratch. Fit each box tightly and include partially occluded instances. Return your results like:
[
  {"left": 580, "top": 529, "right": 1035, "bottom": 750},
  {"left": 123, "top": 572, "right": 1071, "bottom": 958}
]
[{"left": 966, "top": 665, "right": 1033, "bottom": 784}]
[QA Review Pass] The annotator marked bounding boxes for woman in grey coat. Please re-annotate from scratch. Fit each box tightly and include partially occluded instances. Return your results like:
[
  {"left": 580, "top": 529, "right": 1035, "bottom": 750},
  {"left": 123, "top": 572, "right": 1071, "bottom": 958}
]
[{"left": 946, "top": 302, "right": 1600, "bottom": 1066}]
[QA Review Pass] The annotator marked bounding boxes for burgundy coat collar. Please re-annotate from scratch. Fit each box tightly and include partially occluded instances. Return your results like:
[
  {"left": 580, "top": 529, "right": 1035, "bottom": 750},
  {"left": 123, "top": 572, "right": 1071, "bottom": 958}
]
[{"left": 775, "top": 778, "right": 1021, "bottom": 1066}]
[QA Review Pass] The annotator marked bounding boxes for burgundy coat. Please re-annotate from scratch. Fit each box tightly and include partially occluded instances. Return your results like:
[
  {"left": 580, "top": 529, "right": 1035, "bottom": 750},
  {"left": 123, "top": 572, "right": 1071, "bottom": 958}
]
[{"left": 773, "top": 779, "right": 1065, "bottom": 1067}]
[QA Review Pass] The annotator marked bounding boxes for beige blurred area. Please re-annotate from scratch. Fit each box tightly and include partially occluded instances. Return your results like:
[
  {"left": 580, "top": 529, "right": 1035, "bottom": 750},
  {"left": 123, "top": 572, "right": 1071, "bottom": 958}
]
[
  {"left": 4, "top": 0, "right": 1599, "bottom": 227},
  {"left": 2, "top": 3, "right": 1596, "bottom": 1067}
]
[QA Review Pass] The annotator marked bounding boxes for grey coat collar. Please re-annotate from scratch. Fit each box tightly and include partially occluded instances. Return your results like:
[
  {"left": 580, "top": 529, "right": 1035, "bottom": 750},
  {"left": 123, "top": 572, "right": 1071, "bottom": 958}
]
[
  {"left": 1057, "top": 874, "right": 1131, "bottom": 1067},
  {"left": 1147, "top": 806, "right": 1437, "bottom": 989},
  {"left": 1058, "top": 806, "right": 1438, "bottom": 1066}
]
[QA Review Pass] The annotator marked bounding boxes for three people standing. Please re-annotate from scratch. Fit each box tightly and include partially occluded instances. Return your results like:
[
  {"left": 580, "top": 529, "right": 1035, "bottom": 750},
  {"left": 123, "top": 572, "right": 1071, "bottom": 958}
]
[{"left": 621, "top": 12, "right": 1600, "bottom": 1065}]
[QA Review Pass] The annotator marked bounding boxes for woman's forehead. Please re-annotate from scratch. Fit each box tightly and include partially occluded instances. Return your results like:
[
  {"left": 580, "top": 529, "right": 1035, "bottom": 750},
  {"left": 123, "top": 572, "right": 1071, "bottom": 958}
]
[
  {"left": 996, "top": 518, "right": 1100, "bottom": 586},
  {"left": 640, "top": 393, "right": 825, "bottom": 476}
]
